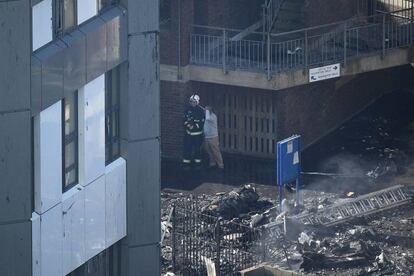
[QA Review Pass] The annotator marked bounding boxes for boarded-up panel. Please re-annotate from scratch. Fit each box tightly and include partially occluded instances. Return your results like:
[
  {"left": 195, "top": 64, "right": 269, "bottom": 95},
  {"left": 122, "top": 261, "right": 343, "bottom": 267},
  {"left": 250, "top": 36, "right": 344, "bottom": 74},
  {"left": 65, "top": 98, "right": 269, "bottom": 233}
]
[{"left": 203, "top": 90, "right": 277, "bottom": 158}]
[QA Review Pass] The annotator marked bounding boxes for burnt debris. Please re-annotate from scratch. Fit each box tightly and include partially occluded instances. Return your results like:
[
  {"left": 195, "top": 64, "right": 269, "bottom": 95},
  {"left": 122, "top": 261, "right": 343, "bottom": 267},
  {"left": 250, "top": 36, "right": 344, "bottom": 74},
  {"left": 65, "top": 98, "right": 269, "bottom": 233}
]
[{"left": 161, "top": 184, "right": 414, "bottom": 275}]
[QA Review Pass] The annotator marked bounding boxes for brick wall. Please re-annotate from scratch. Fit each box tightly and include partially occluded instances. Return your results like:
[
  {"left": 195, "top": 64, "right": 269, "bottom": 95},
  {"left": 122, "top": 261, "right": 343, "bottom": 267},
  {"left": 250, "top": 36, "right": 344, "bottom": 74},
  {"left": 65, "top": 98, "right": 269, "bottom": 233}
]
[
  {"left": 160, "top": 0, "right": 194, "bottom": 65},
  {"left": 275, "top": 66, "right": 403, "bottom": 147},
  {"left": 160, "top": 80, "right": 195, "bottom": 159},
  {"left": 161, "top": 0, "right": 263, "bottom": 66},
  {"left": 161, "top": 0, "right": 364, "bottom": 66}
]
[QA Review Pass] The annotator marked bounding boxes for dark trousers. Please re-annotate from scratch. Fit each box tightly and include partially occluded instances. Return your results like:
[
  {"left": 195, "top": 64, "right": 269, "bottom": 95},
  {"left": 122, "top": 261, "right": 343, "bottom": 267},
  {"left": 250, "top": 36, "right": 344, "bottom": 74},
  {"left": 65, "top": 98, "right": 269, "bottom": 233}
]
[{"left": 183, "top": 134, "right": 203, "bottom": 166}]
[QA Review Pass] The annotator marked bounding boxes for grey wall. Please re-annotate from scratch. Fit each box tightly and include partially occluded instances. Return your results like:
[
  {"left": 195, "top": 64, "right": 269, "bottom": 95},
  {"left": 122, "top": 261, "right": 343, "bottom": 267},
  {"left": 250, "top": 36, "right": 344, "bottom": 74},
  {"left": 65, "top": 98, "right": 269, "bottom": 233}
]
[
  {"left": 119, "top": 0, "right": 161, "bottom": 275},
  {"left": 0, "top": 1, "right": 32, "bottom": 275}
]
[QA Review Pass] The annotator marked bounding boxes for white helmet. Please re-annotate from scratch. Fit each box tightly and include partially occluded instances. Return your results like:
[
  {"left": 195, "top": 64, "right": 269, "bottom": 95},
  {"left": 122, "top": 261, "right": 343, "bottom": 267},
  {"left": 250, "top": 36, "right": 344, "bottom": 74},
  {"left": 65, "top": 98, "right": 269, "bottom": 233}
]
[{"left": 189, "top": 94, "right": 200, "bottom": 104}]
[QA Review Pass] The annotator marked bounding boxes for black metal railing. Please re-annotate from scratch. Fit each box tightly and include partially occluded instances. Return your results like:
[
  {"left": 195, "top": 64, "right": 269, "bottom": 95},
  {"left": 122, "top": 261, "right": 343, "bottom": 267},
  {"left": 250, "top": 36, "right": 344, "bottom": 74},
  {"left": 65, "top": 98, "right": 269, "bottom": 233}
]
[
  {"left": 171, "top": 198, "right": 268, "bottom": 276},
  {"left": 190, "top": 13, "right": 414, "bottom": 79}
]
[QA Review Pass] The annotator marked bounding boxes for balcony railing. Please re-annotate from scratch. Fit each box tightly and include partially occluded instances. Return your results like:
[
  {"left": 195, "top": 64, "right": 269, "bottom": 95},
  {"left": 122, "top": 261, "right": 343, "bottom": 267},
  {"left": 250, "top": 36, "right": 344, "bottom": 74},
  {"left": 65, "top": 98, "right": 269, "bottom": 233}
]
[{"left": 190, "top": 13, "right": 414, "bottom": 79}]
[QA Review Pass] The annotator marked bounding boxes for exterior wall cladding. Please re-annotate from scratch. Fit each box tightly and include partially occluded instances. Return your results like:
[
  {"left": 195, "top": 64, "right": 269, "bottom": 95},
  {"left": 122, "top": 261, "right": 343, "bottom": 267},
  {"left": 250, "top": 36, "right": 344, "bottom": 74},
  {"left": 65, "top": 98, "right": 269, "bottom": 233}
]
[
  {"left": 160, "top": 0, "right": 410, "bottom": 159},
  {"left": 0, "top": 0, "right": 160, "bottom": 276}
]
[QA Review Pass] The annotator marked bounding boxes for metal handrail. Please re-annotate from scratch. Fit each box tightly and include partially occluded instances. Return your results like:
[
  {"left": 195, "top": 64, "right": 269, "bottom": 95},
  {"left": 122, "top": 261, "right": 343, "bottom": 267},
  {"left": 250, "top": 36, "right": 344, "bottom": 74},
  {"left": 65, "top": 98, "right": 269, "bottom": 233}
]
[
  {"left": 190, "top": 12, "right": 414, "bottom": 78},
  {"left": 192, "top": 12, "right": 406, "bottom": 39}
]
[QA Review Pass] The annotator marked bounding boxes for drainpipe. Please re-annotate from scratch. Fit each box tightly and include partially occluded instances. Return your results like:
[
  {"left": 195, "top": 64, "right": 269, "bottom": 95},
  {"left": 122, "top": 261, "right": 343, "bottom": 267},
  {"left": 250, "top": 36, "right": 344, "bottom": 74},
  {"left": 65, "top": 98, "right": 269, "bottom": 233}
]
[{"left": 177, "top": 0, "right": 182, "bottom": 80}]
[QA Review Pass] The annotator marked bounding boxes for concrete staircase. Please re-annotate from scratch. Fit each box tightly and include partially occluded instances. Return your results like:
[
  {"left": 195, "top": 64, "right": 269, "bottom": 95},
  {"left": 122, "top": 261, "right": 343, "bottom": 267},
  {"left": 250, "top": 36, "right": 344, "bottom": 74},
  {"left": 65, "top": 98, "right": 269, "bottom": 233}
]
[{"left": 375, "top": 0, "right": 414, "bottom": 21}]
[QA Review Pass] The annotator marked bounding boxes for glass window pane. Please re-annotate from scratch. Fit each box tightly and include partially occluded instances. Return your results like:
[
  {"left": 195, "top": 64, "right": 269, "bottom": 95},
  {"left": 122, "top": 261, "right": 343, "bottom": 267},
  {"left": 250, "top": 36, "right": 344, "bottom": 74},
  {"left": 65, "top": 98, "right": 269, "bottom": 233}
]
[
  {"left": 105, "top": 114, "right": 109, "bottom": 136},
  {"left": 112, "top": 140, "right": 119, "bottom": 158},
  {"left": 65, "top": 141, "right": 76, "bottom": 168},
  {"left": 64, "top": 0, "right": 76, "bottom": 30},
  {"left": 65, "top": 169, "right": 77, "bottom": 187},
  {"left": 105, "top": 74, "right": 111, "bottom": 110},
  {"left": 111, "top": 112, "right": 118, "bottom": 136},
  {"left": 111, "top": 68, "right": 119, "bottom": 106},
  {"left": 105, "top": 66, "right": 120, "bottom": 164},
  {"left": 55, "top": 0, "right": 63, "bottom": 34},
  {"left": 63, "top": 92, "right": 78, "bottom": 190},
  {"left": 105, "top": 144, "right": 110, "bottom": 163},
  {"left": 65, "top": 93, "right": 76, "bottom": 136}
]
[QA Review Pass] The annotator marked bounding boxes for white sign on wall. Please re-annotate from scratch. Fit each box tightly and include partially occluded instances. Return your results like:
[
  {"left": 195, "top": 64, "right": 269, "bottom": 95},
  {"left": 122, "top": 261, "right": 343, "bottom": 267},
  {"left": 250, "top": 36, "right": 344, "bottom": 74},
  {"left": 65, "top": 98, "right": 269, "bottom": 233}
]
[{"left": 309, "top": 63, "right": 340, "bottom": 82}]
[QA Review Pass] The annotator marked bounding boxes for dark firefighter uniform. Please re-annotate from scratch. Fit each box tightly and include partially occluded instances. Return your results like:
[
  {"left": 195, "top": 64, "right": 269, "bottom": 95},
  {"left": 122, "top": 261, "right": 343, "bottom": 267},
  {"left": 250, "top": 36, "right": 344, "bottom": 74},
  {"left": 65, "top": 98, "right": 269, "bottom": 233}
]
[{"left": 182, "top": 105, "right": 205, "bottom": 167}]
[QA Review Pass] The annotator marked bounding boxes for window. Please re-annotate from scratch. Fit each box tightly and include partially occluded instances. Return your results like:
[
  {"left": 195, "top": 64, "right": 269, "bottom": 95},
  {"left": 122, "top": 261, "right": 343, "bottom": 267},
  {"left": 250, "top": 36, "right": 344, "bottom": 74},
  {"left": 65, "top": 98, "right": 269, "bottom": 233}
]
[
  {"left": 105, "top": 67, "right": 120, "bottom": 165},
  {"left": 67, "top": 243, "right": 121, "bottom": 276},
  {"left": 63, "top": 92, "right": 78, "bottom": 191},
  {"left": 54, "top": 0, "right": 77, "bottom": 37},
  {"left": 32, "top": 0, "right": 53, "bottom": 51}
]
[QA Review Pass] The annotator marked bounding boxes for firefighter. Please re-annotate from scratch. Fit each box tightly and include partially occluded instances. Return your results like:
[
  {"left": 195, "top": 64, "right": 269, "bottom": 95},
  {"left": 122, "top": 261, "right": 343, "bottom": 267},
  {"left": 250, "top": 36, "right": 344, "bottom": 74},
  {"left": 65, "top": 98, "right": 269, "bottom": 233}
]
[{"left": 182, "top": 94, "right": 205, "bottom": 169}]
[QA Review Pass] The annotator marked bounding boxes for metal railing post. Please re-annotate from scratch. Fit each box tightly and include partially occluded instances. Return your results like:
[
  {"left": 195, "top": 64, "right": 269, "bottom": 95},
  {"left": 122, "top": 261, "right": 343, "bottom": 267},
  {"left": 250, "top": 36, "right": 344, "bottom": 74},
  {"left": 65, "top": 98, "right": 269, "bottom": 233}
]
[
  {"left": 222, "top": 29, "right": 227, "bottom": 73},
  {"left": 172, "top": 206, "right": 176, "bottom": 273},
  {"left": 215, "top": 219, "right": 221, "bottom": 276},
  {"left": 411, "top": 1, "right": 414, "bottom": 44},
  {"left": 304, "top": 30, "right": 308, "bottom": 69},
  {"left": 382, "top": 14, "right": 386, "bottom": 57},
  {"left": 267, "top": 33, "right": 271, "bottom": 80},
  {"left": 262, "top": 5, "right": 266, "bottom": 42},
  {"left": 343, "top": 22, "right": 347, "bottom": 66}
]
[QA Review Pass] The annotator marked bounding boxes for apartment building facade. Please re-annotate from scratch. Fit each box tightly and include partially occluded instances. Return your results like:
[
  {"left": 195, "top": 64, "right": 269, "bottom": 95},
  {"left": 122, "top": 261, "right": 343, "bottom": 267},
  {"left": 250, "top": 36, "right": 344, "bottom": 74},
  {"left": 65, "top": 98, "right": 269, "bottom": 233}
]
[{"left": 0, "top": 0, "right": 159, "bottom": 275}]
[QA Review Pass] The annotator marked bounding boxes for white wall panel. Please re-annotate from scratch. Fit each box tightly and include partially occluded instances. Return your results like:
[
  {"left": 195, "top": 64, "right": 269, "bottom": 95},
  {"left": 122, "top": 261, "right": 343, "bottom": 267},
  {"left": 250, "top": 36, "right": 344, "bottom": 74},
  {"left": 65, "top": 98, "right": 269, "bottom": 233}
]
[
  {"left": 105, "top": 158, "right": 127, "bottom": 247},
  {"left": 34, "top": 101, "right": 62, "bottom": 214},
  {"left": 31, "top": 213, "right": 41, "bottom": 276},
  {"left": 32, "top": 0, "right": 53, "bottom": 51},
  {"left": 62, "top": 186, "right": 86, "bottom": 275},
  {"left": 40, "top": 204, "right": 63, "bottom": 276},
  {"left": 79, "top": 75, "right": 105, "bottom": 186},
  {"left": 77, "top": 0, "right": 98, "bottom": 25},
  {"left": 85, "top": 176, "right": 106, "bottom": 260}
]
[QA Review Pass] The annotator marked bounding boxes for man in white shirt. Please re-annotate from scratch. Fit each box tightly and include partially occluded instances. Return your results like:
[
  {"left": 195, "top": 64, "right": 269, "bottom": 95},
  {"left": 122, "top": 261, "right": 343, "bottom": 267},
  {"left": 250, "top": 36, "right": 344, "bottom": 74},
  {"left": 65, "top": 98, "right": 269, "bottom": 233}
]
[{"left": 203, "top": 106, "right": 224, "bottom": 169}]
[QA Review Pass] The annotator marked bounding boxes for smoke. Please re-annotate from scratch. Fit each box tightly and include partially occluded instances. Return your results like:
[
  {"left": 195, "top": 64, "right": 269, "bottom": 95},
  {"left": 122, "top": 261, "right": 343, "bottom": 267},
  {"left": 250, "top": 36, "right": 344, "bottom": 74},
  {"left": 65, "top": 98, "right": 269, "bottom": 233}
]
[{"left": 302, "top": 152, "right": 377, "bottom": 195}]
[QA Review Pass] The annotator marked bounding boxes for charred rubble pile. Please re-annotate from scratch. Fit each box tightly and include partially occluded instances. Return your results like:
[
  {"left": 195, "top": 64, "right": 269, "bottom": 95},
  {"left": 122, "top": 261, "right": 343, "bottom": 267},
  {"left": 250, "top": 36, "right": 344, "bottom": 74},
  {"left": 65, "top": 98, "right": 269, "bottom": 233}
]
[
  {"left": 264, "top": 214, "right": 414, "bottom": 275},
  {"left": 161, "top": 185, "right": 275, "bottom": 273},
  {"left": 161, "top": 184, "right": 414, "bottom": 275},
  {"left": 334, "top": 115, "right": 412, "bottom": 181}
]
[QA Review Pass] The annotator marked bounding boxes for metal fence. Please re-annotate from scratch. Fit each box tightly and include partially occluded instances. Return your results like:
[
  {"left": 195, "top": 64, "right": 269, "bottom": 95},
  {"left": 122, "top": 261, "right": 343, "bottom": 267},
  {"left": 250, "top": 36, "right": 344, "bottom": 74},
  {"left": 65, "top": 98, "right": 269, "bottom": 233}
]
[
  {"left": 171, "top": 199, "right": 268, "bottom": 276},
  {"left": 190, "top": 13, "right": 414, "bottom": 78}
]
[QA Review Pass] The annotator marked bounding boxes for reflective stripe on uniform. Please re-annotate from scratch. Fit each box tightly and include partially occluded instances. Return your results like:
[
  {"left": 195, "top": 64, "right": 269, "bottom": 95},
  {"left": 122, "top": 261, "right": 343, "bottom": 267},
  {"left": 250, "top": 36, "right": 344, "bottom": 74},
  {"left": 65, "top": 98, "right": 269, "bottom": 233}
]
[
  {"left": 194, "top": 159, "right": 202, "bottom": 163},
  {"left": 186, "top": 131, "right": 203, "bottom": 136},
  {"left": 182, "top": 159, "right": 191, "bottom": 164}
]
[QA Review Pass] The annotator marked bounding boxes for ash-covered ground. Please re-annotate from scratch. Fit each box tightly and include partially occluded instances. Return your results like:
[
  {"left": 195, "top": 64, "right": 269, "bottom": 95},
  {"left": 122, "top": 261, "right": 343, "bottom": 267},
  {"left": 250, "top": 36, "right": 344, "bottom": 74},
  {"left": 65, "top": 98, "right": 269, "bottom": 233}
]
[{"left": 161, "top": 90, "right": 414, "bottom": 275}]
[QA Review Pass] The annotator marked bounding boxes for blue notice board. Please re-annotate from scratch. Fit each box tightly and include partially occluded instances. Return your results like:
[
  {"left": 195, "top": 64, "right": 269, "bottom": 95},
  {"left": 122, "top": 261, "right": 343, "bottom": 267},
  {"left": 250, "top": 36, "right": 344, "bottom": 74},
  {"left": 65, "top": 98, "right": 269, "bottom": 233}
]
[{"left": 276, "top": 135, "right": 301, "bottom": 208}]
